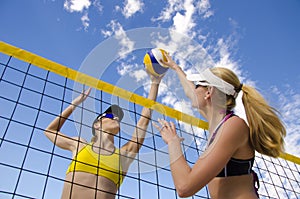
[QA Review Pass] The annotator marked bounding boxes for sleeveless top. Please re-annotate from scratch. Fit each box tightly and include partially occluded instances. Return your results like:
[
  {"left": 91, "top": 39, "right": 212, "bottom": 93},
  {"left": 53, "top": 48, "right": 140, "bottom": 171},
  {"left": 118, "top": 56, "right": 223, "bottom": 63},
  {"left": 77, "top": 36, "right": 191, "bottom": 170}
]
[{"left": 66, "top": 143, "right": 124, "bottom": 187}]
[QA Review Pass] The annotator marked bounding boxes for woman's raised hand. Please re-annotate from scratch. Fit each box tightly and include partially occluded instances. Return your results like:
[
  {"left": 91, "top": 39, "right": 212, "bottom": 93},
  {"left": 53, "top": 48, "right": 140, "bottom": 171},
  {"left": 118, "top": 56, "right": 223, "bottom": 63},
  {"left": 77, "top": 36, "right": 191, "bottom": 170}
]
[
  {"left": 72, "top": 87, "right": 92, "bottom": 106},
  {"left": 160, "top": 52, "right": 180, "bottom": 70},
  {"left": 154, "top": 119, "right": 184, "bottom": 144}
]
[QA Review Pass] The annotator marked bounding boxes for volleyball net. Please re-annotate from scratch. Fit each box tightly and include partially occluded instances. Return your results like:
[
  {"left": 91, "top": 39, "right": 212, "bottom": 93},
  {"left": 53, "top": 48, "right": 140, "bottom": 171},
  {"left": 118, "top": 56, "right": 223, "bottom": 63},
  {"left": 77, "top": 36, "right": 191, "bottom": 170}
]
[{"left": 0, "top": 41, "right": 299, "bottom": 199}]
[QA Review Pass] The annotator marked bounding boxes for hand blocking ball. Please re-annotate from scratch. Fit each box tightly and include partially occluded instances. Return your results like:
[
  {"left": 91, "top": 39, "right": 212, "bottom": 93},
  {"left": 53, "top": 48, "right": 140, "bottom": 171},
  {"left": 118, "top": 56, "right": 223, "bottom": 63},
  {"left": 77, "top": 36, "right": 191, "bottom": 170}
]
[{"left": 143, "top": 48, "right": 169, "bottom": 77}]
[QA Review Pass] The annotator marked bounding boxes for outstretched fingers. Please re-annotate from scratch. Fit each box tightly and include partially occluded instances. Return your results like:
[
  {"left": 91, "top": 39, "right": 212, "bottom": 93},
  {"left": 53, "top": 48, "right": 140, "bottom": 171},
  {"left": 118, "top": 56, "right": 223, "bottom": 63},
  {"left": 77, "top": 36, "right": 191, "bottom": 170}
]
[
  {"left": 82, "top": 87, "right": 92, "bottom": 98},
  {"left": 160, "top": 52, "right": 178, "bottom": 70},
  {"left": 73, "top": 87, "right": 92, "bottom": 105},
  {"left": 153, "top": 119, "right": 183, "bottom": 144}
]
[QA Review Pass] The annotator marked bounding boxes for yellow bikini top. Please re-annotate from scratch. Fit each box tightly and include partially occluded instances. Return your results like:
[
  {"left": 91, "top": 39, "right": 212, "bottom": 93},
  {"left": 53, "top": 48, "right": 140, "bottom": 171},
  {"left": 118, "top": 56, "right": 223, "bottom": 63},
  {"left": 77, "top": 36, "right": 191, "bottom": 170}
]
[{"left": 66, "top": 143, "right": 124, "bottom": 187}]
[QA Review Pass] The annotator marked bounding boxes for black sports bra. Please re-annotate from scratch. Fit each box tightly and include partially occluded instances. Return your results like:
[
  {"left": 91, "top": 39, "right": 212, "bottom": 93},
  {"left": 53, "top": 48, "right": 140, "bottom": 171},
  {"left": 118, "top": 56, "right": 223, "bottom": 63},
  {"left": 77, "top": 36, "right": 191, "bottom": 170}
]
[
  {"left": 216, "top": 157, "right": 254, "bottom": 177},
  {"left": 209, "top": 111, "right": 255, "bottom": 177}
]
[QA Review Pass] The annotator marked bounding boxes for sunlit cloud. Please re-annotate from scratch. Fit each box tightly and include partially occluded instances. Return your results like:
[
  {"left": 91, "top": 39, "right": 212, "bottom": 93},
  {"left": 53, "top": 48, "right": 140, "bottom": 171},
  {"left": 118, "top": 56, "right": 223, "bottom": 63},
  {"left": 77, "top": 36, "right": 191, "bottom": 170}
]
[
  {"left": 102, "top": 20, "right": 135, "bottom": 59},
  {"left": 81, "top": 12, "right": 90, "bottom": 30},
  {"left": 64, "top": 0, "right": 91, "bottom": 12},
  {"left": 64, "top": 0, "right": 92, "bottom": 29},
  {"left": 195, "top": 0, "right": 213, "bottom": 18},
  {"left": 171, "top": 0, "right": 196, "bottom": 36},
  {"left": 93, "top": 0, "right": 103, "bottom": 13},
  {"left": 121, "top": 0, "right": 144, "bottom": 18},
  {"left": 153, "top": 0, "right": 213, "bottom": 22}
]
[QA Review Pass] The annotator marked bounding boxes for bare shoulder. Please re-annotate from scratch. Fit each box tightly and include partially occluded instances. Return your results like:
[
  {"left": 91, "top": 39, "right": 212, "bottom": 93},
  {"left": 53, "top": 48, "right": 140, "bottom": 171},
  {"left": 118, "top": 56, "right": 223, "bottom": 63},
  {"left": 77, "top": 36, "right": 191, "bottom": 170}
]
[
  {"left": 228, "top": 116, "right": 248, "bottom": 129},
  {"left": 69, "top": 136, "right": 89, "bottom": 152},
  {"left": 222, "top": 116, "right": 250, "bottom": 144}
]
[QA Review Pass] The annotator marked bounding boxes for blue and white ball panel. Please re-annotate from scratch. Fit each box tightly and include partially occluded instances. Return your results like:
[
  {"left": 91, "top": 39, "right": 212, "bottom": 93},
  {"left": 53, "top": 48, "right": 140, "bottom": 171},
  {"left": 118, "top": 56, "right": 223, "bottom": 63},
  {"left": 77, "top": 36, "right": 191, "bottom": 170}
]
[{"left": 143, "top": 48, "right": 168, "bottom": 76}]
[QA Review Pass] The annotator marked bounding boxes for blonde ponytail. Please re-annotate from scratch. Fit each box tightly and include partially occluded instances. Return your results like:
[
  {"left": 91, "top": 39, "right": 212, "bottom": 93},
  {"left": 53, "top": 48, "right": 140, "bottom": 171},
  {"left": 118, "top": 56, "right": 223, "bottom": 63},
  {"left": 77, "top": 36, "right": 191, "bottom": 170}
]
[{"left": 241, "top": 85, "right": 286, "bottom": 157}]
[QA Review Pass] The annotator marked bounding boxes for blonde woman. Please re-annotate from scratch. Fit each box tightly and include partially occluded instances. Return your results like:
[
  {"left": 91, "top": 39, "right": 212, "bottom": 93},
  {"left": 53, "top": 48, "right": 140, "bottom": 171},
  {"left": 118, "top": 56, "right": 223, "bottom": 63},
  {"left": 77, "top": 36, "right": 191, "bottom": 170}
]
[
  {"left": 155, "top": 53, "right": 286, "bottom": 199},
  {"left": 44, "top": 73, "right": 162, "bottom": 199}
]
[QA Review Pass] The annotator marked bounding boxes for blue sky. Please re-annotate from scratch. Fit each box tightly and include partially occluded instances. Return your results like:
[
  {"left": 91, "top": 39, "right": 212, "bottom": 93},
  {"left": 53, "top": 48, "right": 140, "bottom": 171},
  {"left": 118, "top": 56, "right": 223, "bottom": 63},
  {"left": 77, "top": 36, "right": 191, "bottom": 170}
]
[
  {"left": 0, "top": 0, "right": 300, "bottom": 198},
  {"left": 3, "top": 0, "right": 298, "bottom": 155}
]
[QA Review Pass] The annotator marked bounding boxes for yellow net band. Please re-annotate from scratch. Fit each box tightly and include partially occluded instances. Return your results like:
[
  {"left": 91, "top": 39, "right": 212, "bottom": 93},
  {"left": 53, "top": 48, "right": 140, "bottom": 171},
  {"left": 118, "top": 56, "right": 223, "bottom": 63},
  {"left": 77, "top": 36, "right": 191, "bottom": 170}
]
[{"left": 279, "top": 152, "right": 300, "bottom": 165}]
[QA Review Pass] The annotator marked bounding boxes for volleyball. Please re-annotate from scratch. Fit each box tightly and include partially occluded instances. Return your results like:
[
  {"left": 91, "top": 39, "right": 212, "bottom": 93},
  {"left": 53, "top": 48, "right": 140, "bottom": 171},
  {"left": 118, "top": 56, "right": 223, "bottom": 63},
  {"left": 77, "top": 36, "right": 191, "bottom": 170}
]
[{"left": 143, "top": 48, "right": 169, "bottom": 77}]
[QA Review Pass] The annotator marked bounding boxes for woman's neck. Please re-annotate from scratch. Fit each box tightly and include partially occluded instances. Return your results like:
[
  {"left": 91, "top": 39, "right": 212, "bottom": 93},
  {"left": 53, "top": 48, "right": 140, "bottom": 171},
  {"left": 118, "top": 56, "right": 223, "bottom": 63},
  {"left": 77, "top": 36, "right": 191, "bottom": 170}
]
[
  {"left": 93, "top": 131, "right": 115, "bottom": 154},
  {"left": 206, "top": 108, "right": 229, "bottom": 134}
]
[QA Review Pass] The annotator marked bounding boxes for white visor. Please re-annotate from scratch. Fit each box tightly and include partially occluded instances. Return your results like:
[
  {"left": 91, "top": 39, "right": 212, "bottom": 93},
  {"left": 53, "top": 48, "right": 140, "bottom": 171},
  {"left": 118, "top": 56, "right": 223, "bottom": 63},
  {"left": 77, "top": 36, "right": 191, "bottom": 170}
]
[{"left": 187, "top": 68, "right": 237, "bottom": 97}]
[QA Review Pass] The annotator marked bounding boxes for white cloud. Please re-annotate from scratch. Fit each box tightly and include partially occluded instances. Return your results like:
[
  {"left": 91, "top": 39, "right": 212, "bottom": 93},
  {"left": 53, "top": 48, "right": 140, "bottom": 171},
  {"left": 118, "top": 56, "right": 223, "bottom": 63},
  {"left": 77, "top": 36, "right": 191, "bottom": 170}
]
[
  {"left": 93, "top": 0, "right": 103, "bottom": 13},
  {"left": 142, "top": 79, "right": 169, "bottom": 99},
  {"left": 64, "top": 0, "right": 91, "bottom": 12},
  {"left": 212, "top": 38, "right": 239, "bottom": 72},
  {"left": 154, "top": 0, "right": 213, "bottom": 22},
  {"left": 121, "top": 0, "right": 144, "bottom": 18},
  {"left": 64, "top": 0, "right": 92, "bottom": 30},
  {"left": 162, "top": 91, "right": 178, "bottom": 107},
  {"left": 171, "top": 0, "right": 196, "bottom": 36},
  {"left": 132, "top": 69, "right": 148, "bottom": 82},
  {"left": 117, "top": 62, "right": 134, "bottom": 76},
  {"left": 101, "top": 29, "right": 113, "bottom": 38},
  {"left": 102, "top": 21, "right": 135, "bottom": 59},
  {"left": 149, "top": 0, "right": 213, "bottom": 60},
  {"left": 153, "top": 0, "right": 197, "bottom": 37},
  {"left": 195, "top": 0, "right": 213, "bottom": 18},
  {"left": 81, "top": 12, "right": 90, "bottom": 30},
  {"left": 117, "top": 63, "right": 147, "bottom": 82},
  {"left": 153, "top": 0, "right": 182, "bottom": 22}
]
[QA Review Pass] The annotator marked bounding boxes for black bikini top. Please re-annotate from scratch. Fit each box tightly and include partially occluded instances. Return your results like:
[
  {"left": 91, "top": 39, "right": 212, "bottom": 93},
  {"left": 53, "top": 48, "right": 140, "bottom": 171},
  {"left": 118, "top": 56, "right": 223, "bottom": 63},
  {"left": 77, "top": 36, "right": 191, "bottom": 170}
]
[{"left": 208, "top": 111, "right": 255, "bottom": 177}]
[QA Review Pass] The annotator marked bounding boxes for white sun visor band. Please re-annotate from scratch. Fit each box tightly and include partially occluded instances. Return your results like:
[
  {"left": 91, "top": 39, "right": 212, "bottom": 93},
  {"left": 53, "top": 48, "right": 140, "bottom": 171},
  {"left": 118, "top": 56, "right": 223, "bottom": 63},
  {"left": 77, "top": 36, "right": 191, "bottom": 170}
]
[{"left": 187, "top": 68, "right": 237, "bottom": 97}]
